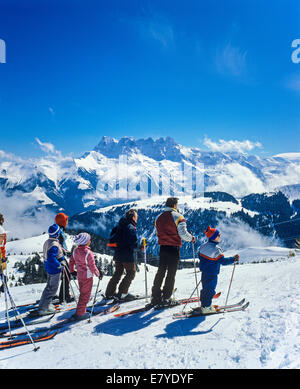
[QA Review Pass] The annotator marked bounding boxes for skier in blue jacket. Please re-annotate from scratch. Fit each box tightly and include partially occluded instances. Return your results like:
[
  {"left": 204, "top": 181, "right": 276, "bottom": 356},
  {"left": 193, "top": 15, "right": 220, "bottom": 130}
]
[
  {"left": 37, "top": 224, "right": 66, "bottom": 316},
  {"left": 198, "top": 226, "right": 239, "bottom": 314}
]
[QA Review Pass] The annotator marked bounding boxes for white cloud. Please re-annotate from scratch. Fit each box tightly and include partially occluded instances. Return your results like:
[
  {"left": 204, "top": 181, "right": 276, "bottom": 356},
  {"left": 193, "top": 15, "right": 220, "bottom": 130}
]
[
  {"left": 216, "top": 218, "right": 278, "bottom": 251},
  {"left": 0, "top": 189, "right": 56, "bottom": 240},
  {"left": 207, "top": 163, "right": 265, "bottom": 197},
  {"left": 203, "top": 137, "right": 262, "bottom": 154},
  {"left": 215, "top": 42, "right": 248, "bottom": 77},
  {"left": 49, "top": 107, "right": 55, "bottom": 116},
  {"left": 148, "top": 21, "right": 174, "bottom": 48},
  {"left": 35, "top": 138, "right": 59, "bottom": 155}
]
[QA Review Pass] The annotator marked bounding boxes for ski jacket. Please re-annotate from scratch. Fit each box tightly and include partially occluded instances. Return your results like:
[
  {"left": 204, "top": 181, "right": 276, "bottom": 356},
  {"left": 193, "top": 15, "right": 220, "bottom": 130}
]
[
  {"left": 43, "top": 238, "right": 65, "bottom": 275},
  {"left": 113, "top": 217, "right": 138, "bottom": 263},
  {"left": 198, "top": 241, "right": 235, "bottom": 276},
  {"left": 155, "top": 207, "right": 193, "bottom": 247},
  {"left": 69, "top": 245, "right": 100, "bottom": 280}
]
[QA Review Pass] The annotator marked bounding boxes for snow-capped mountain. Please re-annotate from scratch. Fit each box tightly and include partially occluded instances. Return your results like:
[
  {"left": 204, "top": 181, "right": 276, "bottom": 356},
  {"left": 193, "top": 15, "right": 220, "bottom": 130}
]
[{"left": 0, "top": 136, "right": 300, "bottom": 240}]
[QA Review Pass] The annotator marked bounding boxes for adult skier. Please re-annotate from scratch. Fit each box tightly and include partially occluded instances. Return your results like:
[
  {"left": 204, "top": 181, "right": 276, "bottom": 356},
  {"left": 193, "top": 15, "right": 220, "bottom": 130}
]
[
  {"left": 37, "top": 224, "right": 66, "bottom": 315},
  {"left": 105, "top": 209, "right": 139, "bottom": 302},
  {"left": 198, "top": 226, "right": 239, "bottom": 313},
  {"left": 150, "top": 197, "right": 195, "bottom": 307}
]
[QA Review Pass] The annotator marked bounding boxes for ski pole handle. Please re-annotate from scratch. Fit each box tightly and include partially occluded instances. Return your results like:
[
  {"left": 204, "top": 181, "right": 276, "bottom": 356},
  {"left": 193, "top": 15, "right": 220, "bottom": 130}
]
[{"left": 142, "top": 237, "right": 147, "bottom": 248}]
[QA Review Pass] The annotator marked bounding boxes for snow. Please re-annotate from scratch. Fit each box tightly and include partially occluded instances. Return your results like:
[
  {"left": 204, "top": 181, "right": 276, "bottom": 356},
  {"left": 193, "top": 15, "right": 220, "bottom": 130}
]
[{"left": 1, "top": 234, "right": 300, "bottom": 369}]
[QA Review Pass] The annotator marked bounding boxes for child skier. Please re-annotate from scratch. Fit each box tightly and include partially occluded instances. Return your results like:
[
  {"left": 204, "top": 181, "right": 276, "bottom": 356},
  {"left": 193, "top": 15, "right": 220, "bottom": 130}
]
[
  {"left": 69, "top": 232, "right": 103, "bottom": 320},
  {"left": 54, "top": 212, "right": 74, "bottom": 304},
  {"left": 198, "top": 226, "right": 239, "bottom": 314},
  {"left": 37, "top": 224, "right": 66, "bottom": 316}
]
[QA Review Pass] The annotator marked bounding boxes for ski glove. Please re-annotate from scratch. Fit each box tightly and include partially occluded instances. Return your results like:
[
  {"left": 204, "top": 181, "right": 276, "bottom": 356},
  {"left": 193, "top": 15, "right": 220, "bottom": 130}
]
[
  {"left": 98, "top": 270, "right": 104, "bottom": 280},
  {"left": 234, "top": 254, "right": 240, "bottom": 264},
  {"left": 59, "top": 260, "right": 68, "bottom": 268},
  {"left": 70, "top": 271, "right": 77, "bottom": 279}
]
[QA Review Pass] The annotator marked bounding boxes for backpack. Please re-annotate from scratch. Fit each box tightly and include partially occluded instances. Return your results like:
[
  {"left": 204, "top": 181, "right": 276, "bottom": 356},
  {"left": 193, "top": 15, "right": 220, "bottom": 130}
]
[{"left": 107, "top": 226, "right": 120, "bottom": 248}]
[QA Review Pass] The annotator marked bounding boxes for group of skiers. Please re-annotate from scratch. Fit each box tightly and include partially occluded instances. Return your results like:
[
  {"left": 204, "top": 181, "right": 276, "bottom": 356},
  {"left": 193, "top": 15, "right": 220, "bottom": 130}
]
[
  {"left": 104, "top": 197, "right": 239, "bottom": 314},
  {"left": 0, "top": 197, "right": 239, "bottom": 320}
]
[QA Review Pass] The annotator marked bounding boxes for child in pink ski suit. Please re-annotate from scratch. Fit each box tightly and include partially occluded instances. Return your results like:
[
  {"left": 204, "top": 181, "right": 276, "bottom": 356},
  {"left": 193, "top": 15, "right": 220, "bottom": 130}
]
[{"left": 69, "top": 232, "right": 100, "bottom": 320}]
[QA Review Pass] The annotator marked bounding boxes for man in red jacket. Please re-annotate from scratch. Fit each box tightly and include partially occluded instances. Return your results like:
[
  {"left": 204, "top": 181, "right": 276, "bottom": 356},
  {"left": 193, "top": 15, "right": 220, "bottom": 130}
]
[{"left": 151, "top": 197, "right": 195, "bottom": 307}]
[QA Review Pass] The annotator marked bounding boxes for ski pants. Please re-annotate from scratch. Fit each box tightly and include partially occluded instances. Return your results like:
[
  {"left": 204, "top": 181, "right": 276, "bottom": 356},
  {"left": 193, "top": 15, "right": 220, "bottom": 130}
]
[
  {"left": 151, "top": 245, "right": 180, "bottom": 303},
  {"left": 76, "top": 277, "right": 93, "bottom": 316},
  {"left": 38, "top": 273, "right": 61, "bottom": 310},
  {"left": 59, "top": 263, "right": 72, "bottom": 303},
  {"left": 200, "top": 272, "right": 218, "bottom": 307},
  {"left": 105, "top": 262, "right": 136, "bottom": 297}
]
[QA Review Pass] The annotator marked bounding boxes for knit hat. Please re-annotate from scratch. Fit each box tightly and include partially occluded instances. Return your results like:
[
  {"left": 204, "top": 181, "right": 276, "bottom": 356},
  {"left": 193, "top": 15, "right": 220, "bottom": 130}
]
[
  {"left": 55, "top": 212, "right": 69, "bottom": 228},
  {"left": 204, "top": 226, "right": 220, "bottom": 241},
  {"left": 48, "top": 224, "right": 61, "bottom": 238},
  {"left": 74, "top": 232, "right": 91, "bottom": 246}
]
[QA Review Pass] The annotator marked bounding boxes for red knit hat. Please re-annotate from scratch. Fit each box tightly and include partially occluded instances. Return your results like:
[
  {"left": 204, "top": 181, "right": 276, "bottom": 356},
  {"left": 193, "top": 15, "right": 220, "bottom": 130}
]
[
  {"left": 55, "top": 212, "right": 69, "bottom": 228},
  {"left": 204, "top": 226, "right": 220, "bottom": 240}
]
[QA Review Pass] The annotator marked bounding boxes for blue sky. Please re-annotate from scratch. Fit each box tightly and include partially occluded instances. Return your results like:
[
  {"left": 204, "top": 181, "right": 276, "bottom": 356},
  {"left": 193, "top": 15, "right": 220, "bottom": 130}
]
[{"left": 0, "top": 0, "right": 300, "bottom": 158}]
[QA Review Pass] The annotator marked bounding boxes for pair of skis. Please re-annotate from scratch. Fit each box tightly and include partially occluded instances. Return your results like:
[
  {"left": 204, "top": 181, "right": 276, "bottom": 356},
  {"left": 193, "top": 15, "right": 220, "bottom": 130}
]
[
  {"left": 0, "top": 304, "right": 120, "bottom": 350},
  {"left": 173, "top": 298, "right": 249, "bottom": 319}
]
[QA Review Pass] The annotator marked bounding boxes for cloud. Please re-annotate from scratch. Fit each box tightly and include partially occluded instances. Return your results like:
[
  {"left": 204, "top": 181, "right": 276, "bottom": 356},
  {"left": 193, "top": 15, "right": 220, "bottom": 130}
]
[
  {"left": 206, "top": 163, "right": 266, "bottom": 197},
  {"left": 215, "top": 42, "right": 248, "bottom": 77},
  {"left": 203, "top": 137, "right": 262, "bottom": 154},
  {"left": 216, "top": 218, "right": 278, "bottom": 251},
  {"left": 35, "top": 138, "right": 59, "bottom": 155},
  {"left": 49, "top": 107, "right": 55, "bottom": 116},
  {"left": 147, "top": 21, "right": 174, "bottom": 48},
  {"left": 0, "top": 189, "right": 56, "bottom": 240}
]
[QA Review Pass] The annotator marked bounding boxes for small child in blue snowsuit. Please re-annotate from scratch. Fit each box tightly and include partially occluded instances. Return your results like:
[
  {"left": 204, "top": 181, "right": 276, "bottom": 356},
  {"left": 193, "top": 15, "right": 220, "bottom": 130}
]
[{"left": 198, "top": 226, "right": 239, "bottom": 314}]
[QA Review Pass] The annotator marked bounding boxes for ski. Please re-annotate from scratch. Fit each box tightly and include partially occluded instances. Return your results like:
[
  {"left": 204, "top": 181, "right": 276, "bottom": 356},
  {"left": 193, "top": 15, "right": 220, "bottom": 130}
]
[
  {"left": 114, "top": 292, "right": 221, "bottom": 318},
  {"left": 0, "top": 313, "right": 55, "bottom": 332},
  {"left": 173, "top": 301, "right": 249, "bottom": 319},
  {"left": 213, "top": 298, "right": 245, "bottom": 311},
  {"left": 0, "top": 330, "right": 57, "bottom": 350},
  {"left": 103, "top": 294, "right": 148, "bottom": 306},
  {"left": 114, "top": 297, "right": 201, "bottom": 318},
  {"left": 0, "top": 304, "right": 120, "bottom": 338}
]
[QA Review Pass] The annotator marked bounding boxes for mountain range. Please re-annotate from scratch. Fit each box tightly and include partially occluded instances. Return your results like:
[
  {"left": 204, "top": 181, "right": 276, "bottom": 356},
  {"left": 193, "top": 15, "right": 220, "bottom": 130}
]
[{"left": 1, "top": 136, "right": 300, "bottom": 216}]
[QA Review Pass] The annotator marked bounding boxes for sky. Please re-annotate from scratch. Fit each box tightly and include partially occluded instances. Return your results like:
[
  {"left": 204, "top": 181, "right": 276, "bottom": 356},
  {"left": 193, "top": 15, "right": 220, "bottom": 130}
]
[{"left": 0, "top": 0, "right": 300, "bottom": 158}]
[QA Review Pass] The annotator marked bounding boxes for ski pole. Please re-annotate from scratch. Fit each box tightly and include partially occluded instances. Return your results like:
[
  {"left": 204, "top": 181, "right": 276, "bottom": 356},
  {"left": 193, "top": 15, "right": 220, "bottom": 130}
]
[
  {"left": 63, "top": 267, "right": 78, "bottom": 304},
  {"left": 88, "top": 275, "right": 101, "bottom": 323},
  {"left": 62, "top": 268, "right": 66, "bottom": 305},
  {"left": 2, "top": 274, "right": 12, "bottom": 339},
  {"left": 224, "top": 262, "right": 236, "bottom": 312},
  {"left": 142, "top": 238, "right": 148, "bottom": 301},
  {"left": 182, "top": 277, "right": 202, "bottom": 313},
  {"left": 0, "top": 273, "right": 40, "bottom": 351},
  {"left": 191, "top": 239, "right": 200, "bottom": 308}
]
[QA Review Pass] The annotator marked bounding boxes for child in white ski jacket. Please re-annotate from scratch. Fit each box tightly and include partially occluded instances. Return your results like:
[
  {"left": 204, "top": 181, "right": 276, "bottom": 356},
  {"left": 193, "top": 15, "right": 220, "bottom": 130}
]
[{"left": 69, "top": 233, "right": 101, "bottom": 320}]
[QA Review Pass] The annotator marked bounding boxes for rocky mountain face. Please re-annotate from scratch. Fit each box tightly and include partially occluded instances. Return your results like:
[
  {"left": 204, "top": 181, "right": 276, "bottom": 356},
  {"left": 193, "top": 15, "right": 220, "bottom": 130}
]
[{"left": 1, "top": 136, "right": 299, "bottom": 248}]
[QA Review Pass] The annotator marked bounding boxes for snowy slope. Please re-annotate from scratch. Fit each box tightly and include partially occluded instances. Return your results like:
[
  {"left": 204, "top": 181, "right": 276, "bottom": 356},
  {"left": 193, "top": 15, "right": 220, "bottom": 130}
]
[{"left": 0, "top": 235, "right": 300, "bottom": 369}]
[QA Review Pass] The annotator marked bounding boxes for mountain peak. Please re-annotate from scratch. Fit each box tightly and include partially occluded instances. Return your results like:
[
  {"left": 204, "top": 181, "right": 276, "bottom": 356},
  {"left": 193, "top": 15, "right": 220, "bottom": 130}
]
[{"left": 94, "top": 136, "right": 182, "bottom": 161}]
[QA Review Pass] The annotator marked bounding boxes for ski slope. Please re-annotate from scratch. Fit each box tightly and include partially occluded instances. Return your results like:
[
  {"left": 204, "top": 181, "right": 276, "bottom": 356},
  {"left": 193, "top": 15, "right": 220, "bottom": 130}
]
[{"left": 0, "top": 237, "right": 300, "bottom": 369}]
